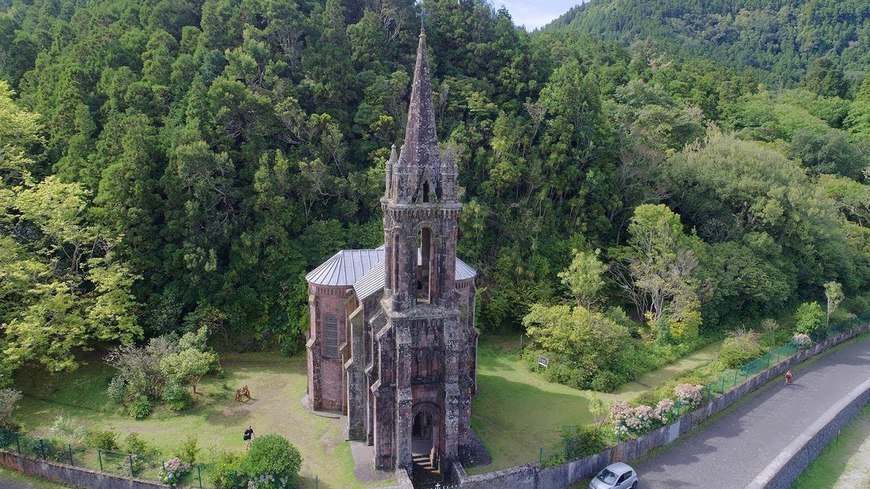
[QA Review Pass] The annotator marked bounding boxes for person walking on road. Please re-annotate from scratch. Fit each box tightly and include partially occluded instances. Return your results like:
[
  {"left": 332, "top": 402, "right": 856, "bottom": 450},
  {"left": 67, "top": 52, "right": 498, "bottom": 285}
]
[{"left": 785, "top": 370, "right": 793, "bottom": 385}]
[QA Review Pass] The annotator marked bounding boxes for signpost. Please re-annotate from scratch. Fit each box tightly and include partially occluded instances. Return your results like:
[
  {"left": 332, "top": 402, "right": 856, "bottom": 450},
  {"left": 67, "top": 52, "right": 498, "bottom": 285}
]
[{"left": 538, "top": 356, "right": 549, "bottom": 368}]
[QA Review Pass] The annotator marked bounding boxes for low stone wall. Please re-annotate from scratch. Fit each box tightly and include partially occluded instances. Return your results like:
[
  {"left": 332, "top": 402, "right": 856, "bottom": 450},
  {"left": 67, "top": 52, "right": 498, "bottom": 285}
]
[
  {"left": 746, "top": 377, "right": 870, "bottom": 489},
  {"left": 0, "top": 451, "right": 169, "bottom": 489},
  {"left": 455, "top": 323, "right": 869, "bottom": 489}
]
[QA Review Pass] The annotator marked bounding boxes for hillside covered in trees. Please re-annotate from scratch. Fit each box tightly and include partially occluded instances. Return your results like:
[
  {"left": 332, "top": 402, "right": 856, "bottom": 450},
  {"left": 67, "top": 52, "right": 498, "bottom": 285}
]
[
  {"left": 547, "top": 0, "right": 869, "bottom": 89},
  {"left": 0, "top": 0, "right": 868, "bottom": 386}
]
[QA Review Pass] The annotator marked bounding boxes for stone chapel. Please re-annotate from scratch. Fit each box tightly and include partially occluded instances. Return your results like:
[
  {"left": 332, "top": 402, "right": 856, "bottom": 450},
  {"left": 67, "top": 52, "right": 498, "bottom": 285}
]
[{"left": 304, "top": 30, "right": 479, "bottom": 474}]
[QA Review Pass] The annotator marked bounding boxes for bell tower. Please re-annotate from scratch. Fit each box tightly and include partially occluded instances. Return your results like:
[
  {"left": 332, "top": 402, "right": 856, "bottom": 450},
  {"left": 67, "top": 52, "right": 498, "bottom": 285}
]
[{"left": 373, "top": 28, "right": 471, "bottom": 474}]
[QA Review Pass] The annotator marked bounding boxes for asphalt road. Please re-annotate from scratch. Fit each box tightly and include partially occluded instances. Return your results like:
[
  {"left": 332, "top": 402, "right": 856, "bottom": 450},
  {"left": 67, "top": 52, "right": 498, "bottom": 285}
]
[{"left": 632, "top": 337, "right": 870, "bottom": 489}]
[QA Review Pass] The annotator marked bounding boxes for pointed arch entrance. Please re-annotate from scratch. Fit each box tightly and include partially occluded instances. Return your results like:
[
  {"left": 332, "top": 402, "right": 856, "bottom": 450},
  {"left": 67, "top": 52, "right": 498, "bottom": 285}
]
[{"left": 411, "top": 402, "right": 440, "bottom": 457}]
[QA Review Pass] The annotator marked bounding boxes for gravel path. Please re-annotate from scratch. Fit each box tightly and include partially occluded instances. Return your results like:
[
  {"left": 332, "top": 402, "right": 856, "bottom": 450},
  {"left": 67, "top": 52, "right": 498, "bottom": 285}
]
[{"left": 632, "top": 337, "right": 870, "bottom": 489}]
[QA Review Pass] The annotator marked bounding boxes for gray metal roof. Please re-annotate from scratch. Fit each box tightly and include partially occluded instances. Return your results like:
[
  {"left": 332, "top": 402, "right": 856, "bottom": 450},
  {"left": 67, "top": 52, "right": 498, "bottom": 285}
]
[
  {"left": 351, "top": 256, "right": 477, "bottom": 301},
  {"left": 305, "top": 249, "right": 385, "bottom": 286},
  {"left": 353, "top": 260, "right": 386, "bottom": 300},
  {"left": 308, "top": 245, "right": 477, "bottom": 295}
]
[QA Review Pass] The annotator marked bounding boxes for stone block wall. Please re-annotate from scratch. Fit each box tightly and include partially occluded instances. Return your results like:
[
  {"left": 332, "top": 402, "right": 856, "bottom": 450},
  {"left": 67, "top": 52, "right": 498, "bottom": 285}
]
[{"left": 0, "top": 451, "right": 168, "bottom": 489}]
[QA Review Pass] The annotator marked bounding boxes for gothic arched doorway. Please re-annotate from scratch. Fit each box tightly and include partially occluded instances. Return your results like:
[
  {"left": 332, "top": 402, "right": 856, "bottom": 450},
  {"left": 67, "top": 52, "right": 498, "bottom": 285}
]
[{"left": 410, "top": 403, "right": 439, "bottom": 457}]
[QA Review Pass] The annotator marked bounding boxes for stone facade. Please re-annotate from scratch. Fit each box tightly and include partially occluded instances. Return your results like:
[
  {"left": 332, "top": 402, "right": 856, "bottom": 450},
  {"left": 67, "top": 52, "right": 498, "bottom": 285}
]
[{"left": 305, "top": 31, "right": 478, "bottom": 475}]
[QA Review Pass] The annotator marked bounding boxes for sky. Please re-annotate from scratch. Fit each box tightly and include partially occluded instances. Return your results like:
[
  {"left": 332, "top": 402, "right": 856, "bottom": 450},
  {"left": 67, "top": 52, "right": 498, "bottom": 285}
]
[{"left": 494, "top": 1, "right": 586, "bottom": 30}]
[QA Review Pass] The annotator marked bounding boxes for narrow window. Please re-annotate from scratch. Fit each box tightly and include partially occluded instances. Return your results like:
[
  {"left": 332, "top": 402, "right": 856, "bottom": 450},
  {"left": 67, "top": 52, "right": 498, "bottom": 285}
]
[
  {"left": 323, "top": 314, "right": 339, "bottom": 358},
  {"left": 422, "top": 181, "right": 430, "bottom": 202},
  {"left": 417, "top": 228, "right": 432, "bottom": 302}
]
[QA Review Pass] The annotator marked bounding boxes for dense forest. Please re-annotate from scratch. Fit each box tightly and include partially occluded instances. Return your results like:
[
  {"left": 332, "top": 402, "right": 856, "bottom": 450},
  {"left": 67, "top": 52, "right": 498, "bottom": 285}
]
[
  {"left": 547, "top": 0, "right": 870, "bottom": 89},
  {"left": 0, "top": 0, "right": 868, "bottom": 387}
]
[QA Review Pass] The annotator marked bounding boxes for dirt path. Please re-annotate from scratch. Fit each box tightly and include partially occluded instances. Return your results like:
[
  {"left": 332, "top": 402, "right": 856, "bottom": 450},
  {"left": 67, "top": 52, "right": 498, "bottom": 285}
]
[{"left": 611, "top": 339, "right": 723, "bottom": 400}]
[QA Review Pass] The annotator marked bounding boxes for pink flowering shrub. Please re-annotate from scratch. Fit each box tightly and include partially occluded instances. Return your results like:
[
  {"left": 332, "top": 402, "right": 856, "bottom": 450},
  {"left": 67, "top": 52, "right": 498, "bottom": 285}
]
[
  {"left": 674, "top": 383, "right": 704, "bottom": 407},
  {"left": 655, "top": 398, "right": 677, "bottom": 424},
  {"left": 792, "top": 333, "right": 812, "bottom": 349},
  {"left": 610, "top": 402, "right": 662, "bottom": 440},
  {"left": 159, "top": 457, "right": 191, "bottom": 486}
]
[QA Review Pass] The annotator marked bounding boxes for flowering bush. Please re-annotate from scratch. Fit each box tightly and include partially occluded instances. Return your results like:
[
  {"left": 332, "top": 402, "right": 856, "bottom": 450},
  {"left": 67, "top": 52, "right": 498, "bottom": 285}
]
[
  {"left": 792, "top": 333, "right": 813, "bottom": 349},
  {"left": 655, "top": 398, "right": 677, "bottom": 424},
  {"left": 674, "top": 383, "right": 704, "bottom": 407},
  {"left": 610, "top": 402, "right": 658, "bottom": 440},
  {"left": 160, "top": 457, "right": 191, "bottom": 486}
]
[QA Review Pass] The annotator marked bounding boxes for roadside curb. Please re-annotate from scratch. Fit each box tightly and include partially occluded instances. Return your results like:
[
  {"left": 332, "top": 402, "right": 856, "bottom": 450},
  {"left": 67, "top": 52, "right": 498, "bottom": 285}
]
[{"left": 746, "top": 376, "right": 870, "bottom": 489}]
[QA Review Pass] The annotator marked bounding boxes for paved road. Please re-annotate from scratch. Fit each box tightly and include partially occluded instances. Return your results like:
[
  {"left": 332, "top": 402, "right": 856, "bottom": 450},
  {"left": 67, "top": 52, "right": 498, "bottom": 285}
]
[{"left": 633, "top": 337, "right": 870, "bottom": 489}]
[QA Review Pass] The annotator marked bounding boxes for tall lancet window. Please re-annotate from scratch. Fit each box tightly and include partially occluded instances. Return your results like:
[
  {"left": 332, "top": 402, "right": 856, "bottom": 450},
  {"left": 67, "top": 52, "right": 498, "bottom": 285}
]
[
  {"left": 417, "top": 227, "right": 433, "bottom": 302},
  {"left": 422, "top": 181, "right": 430, "bottom": 203}
]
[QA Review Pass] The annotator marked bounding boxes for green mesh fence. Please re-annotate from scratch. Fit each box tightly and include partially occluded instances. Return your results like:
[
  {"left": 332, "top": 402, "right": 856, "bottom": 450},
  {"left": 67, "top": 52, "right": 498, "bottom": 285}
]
[
  {"left": 0, "top": 430, "right": 200, "bottom": 487},
  {"left": 704, "top": 314, "right": 870, "bottom": 398}
]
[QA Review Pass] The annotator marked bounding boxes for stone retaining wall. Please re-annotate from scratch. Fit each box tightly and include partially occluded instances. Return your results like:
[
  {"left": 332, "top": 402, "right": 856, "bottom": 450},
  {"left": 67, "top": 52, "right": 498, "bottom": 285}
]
[
  {"left": 0, "top": 451, "right": 169, "bottom": 489},
  {"left": 455, "top": 323, "right": 869, "bottom": 489}
]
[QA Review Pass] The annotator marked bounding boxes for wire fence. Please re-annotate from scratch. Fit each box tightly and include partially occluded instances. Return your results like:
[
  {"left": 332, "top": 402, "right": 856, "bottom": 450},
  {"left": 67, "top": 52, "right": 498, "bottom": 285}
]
[
  {"left": 0, "top": 429, "right": 204, "bottom": 488},
  {"left": 540, "top": 313, "right": 870, "bottom": 466}
]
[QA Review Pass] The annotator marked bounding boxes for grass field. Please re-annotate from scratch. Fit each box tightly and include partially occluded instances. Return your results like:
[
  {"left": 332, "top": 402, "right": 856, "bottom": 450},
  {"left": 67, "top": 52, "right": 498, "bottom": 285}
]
[
  {"left": 15, "top": 352, "right": 372, "bottom": 489},
  {"left": 13, "top": 336, "right": 725, "bottom": 485},
  {"left": 468, "top": 335, "right": 723, "bottom": 473},
  {"left": 791, "top": 404, "right": 870, "bottom": 489}
]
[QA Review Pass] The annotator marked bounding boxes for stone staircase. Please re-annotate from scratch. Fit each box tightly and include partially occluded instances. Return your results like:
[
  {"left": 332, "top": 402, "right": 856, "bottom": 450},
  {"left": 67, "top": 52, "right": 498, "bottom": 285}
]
[{"left": 411, "top": 452, "right": 443, "bottom": 488}]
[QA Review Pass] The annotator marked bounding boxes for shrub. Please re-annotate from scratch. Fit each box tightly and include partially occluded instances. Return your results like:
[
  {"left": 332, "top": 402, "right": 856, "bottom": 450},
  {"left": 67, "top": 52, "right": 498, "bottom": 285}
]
[
  {"left": 159, "top": 456, "right": 191, "bottom": 486},
  {"left": 655, "top": 398, "right": 677, "bottom": 424},
  {"left": 49, "top": 416, "right": 86, "bottom": 444},
  {"left": 562, "top": 425, "right": 607, "bottom": 458},
  {"left": 212, "top": 452, "right": 247, "bottom": 489},
  {"left": 673, "top": 384, "right": 704, "bottom": 407},
  {"left": 590, "top": 371, "right": 621, "bottom": 392},
  {"left": 244, "top": 435, "right": 302, "bottom": 487},
  {"left": 610, "top": 402, "right": 658, "bottom": 440},
  {"left": 792, "top": 333, "right": 813, "bottom": 349},
  {"left": 124, "top": 433, "right": 148, "bottom": 455},
  {"left": 86, "top": 430, "right": 118, "bottom": 450},
  {"left": 719, "top": 328, "right": 764, "bottom": 368},
  {"left": 794, "top": 302, "right": 825, "bottom": 336},
  {"left": 175, "top": 435, "right": 199, "bottom": 464},
  {"left": 107, "top": 376, "right": 127, "bottom": 405},
  {"left": 163, "top": 383, "right": 193, "bottom": 411},
  {"left": 0, "top": 389, "right": 22, "bottom": 429},
  {"left": 128, "top": 396, "right": 152, "bottom": 419}
]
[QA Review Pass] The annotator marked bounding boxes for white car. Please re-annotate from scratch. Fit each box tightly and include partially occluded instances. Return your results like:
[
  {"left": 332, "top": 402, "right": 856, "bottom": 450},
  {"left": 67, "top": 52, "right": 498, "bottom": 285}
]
[{"left": 589, "top": 462, "right": 638, "bottom": 489}]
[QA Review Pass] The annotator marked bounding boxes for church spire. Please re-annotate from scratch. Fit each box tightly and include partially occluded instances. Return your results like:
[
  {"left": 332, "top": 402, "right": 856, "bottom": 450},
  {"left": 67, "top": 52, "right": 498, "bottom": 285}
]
[{"left": 391, "top": 29, "right": 452, "bottom": 204}]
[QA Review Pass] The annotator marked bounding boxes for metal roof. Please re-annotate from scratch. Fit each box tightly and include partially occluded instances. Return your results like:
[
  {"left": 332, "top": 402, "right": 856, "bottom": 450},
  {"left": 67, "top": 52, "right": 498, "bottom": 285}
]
[
  {"left": 308, "top": 245, "right": 477, "bottom": 295},
  {"left": 351, "top": 256, "right": 477, "bottom": 301},
  {"left": 305, "top": 249, "right": 385, "bottom": 286}
]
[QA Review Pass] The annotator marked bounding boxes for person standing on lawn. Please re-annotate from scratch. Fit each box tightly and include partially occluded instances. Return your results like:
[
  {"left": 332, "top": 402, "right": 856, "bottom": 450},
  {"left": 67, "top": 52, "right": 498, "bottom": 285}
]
[{"left": 244, "top": 426, "right": 254, "bottom": 449}]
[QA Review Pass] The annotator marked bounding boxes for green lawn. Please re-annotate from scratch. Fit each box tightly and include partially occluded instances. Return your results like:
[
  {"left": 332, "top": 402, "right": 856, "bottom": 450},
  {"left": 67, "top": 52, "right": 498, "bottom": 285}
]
[
  {"left": 15, "top": 352, "right": 386, "bottom": 489},
  {"left": 791, "top": 404, "right": 870, "bottom": 489},
  {"left": 470, "top": 336, "right": 723, "bottom": 473},
  {"left": 13, "top": 336, "right": 726, "bottom": 485}
]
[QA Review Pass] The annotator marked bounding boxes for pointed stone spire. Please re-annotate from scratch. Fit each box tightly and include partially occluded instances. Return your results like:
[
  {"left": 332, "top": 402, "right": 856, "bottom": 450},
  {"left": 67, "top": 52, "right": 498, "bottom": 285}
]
[{"left": 394, "top": 29, "right": 442, "bottom": 203}]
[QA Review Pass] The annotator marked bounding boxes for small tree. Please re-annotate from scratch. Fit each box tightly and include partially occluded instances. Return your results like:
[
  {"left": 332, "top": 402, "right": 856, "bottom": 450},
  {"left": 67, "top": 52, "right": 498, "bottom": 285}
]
[
  {"left": 558, "top": 249, "right": 607, "bottom": 309},
  {"left": 795, "top": 302, "right": 826, "bottom": 336},
  {"left": 161, "top": 348, "right": 216, "bottom": 395},
  {"left": 160, "top": 327, "right": 216, "bottom": 395},
  {"left": 824, "top": 281, "right": 844, "bottom": 326},
  {"left": 0, "top": 389, "right": 22, "bottom": 429}
]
